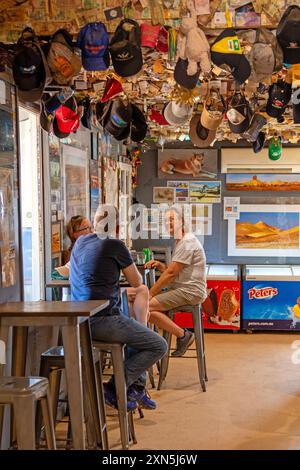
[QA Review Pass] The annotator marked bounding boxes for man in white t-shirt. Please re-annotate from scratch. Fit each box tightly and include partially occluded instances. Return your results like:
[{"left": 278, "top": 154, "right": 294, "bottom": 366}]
[{"left": 146, "top": 207, "right": 207, "bottom": 357}]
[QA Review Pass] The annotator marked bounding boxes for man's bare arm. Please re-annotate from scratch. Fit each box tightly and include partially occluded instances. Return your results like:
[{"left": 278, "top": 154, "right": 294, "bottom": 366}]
[
  {"left": 122, "top": 263, "right": 143, "bottom": 288},
  {"left": 149, "top": 261, "right": 185, "bottom": 297}
]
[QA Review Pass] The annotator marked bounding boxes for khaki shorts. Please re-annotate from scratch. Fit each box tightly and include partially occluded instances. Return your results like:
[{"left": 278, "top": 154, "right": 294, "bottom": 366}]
[{"left": 155, "top": 288, "right": 202, "bottom": 311}]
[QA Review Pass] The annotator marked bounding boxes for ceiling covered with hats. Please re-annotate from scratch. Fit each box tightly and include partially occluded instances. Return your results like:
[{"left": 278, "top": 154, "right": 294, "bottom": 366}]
[{"left": 1, "top": 0, "right": 300, "bottom": 147}]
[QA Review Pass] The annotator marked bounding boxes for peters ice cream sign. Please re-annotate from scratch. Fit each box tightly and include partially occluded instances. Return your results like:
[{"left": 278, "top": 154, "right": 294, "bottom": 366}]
[{"left": 248, "top": 286, "right": 278, "bottom": 300}]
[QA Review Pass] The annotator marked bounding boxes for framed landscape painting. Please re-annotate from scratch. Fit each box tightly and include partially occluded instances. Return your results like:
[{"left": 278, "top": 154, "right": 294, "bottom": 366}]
[
  {"left": 228, "top": 205, "right": 300, "bottom": 257},
  {"left": 226, "top": 174, "right": 300, "bottom": 191}
]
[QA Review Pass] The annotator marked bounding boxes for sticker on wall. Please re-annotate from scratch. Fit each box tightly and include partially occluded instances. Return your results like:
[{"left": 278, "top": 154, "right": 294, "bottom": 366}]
[{"left": 224, "top": 197, "right": 240, "bottom": 219}]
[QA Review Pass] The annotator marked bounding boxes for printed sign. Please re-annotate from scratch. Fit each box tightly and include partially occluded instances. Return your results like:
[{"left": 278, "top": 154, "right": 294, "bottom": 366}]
[{"left": 243, "top": 280, "right": 300, "bottom": 330}]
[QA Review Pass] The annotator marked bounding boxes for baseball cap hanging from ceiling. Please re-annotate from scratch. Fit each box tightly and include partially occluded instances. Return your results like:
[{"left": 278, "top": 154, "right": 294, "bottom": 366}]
[
  {"left": 102, "top": 98, "right": 132, "bottom": 141},
  {"left": 211, "top": 28, "right": 251, "bottom": 84},
  {"left": 52, "top": 96, "right": 80, "bottom": 139},
  {"left": 13, "top": 27, "right": 51, "bottom": 103},
  {"left": 77, "top": 22, "right": 110, "bottom": 71},
  {"left": 109, "top": 19, "right": 143, "bottom": 78},
  {"left": 47, "top": 29, "right": 81, "bottom": 85}
]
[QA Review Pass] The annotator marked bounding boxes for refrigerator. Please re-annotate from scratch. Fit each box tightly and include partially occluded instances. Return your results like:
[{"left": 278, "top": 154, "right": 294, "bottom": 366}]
[
  {"left": 242, "top": 265, "right": 300, "bottom": 330},
  {"left": 202, "top": 264, "right": 241, "bottom": 330}
]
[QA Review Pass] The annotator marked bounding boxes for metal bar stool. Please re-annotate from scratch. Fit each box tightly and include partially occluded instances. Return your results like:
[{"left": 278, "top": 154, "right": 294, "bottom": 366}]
[
  {"left": 0, "top": 376, "right": 56, "bottom": 450},
  {"left": 36, "top": 345, "right": 108, "bottom": 450},
  {"left": 157, "top": 304, "right": 207, "bottom": 392},
  {"left": 93, "top": 341, "right": 137, "bottom": 450}
]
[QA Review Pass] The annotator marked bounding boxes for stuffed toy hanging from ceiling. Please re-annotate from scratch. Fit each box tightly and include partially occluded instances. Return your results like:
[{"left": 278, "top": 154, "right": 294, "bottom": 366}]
[{"left": 176, "top": 1, "right": 211, "bottom": 76}]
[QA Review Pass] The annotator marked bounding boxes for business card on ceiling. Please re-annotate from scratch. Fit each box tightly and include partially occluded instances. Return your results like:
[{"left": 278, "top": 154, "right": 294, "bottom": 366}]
[{"left": 104, "top": 7, "right": 123, "bottom": 21}]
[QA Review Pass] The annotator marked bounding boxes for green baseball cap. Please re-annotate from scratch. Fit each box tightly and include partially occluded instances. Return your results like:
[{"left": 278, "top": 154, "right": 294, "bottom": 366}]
[{"left": 268, "top": 136, "right": 282, "bottom": 160}]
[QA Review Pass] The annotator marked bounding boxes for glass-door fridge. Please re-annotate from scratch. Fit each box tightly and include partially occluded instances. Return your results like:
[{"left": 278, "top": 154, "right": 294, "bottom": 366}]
[
  {"left": 243, "top": 265, "right": 300, "bottom": 330},
  {"left": 202, "top": 264, "right": 241, "bottom": 330}
]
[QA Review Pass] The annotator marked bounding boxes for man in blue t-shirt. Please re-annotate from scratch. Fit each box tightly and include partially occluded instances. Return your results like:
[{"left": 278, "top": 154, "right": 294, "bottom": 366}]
[{"left": 70, "top": 208, "right": 167, "bottom": 411}]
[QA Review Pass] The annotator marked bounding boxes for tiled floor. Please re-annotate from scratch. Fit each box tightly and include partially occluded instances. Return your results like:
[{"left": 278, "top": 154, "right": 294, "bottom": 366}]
[
  {"left": 55, "top": 332, "right": 300, "bottom": 450},
  {"left": 106, "top": 332, "right": 300, "bottom": 450}
]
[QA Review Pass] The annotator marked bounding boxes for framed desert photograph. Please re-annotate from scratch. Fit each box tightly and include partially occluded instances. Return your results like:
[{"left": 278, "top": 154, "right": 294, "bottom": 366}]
[
  {"left": 158, "top": 149, "right": 218, "bottom": 180},
  {"left": 189, "top": 181, "right": 221, "bottom": 203},
  {"left": 226, "top": 174, "right": 300, "bottom": 191},
  {"left": 153, "top": 187, "right": 175, "bottom": 204},
  {"left": 228, "top": 205, "right": 300, "bottom": 257}
]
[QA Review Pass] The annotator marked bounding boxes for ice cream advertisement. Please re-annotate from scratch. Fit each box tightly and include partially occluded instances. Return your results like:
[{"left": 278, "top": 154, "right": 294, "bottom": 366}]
[{"left": 243, "top": 281, "right": 300, "bottom": 330}]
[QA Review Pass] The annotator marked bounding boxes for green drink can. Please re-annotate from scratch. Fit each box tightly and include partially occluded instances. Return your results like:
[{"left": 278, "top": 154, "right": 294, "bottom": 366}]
[{"left": 143, "top": 248, "right": 151, "bottom": 263}]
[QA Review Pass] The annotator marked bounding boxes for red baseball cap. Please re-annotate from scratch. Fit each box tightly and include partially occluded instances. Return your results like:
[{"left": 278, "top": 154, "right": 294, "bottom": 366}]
[
  {"left": 149, "top": 108, "right": 169, "bottom": 126},
  {"left": 53, "top": 96, "right": 80, "bottom": 138}
]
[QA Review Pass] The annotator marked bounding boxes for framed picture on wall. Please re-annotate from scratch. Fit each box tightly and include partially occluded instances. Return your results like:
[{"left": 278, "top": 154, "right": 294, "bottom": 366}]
[
  {"left": 158, "top": 149, "right": 218, "bottom": 180},
  {"left": 91, "top": 132, "right": 98, "bottom": 160},
  {"left": 167, "top": 181, "right": 189, "bottom": 202},
  {"left": 228, "top": 205, "right": 300, "bottom": 257},
  {"left": 62, "top": 144, "right": 89, "bottom": 221},
  {"left": 189, "top": 181, "right": 221, "bottom": 203},
  {"left": 153, "top": 187, "right": 175, "bottom": 204},
  {"left": 51, "top": 222, "right": 61, "bottom": 253},
  {"left": 90, "top": 159, "right": 100, "bottom": 221},
  {"left": 226, "top": 174, "right": 300, "bottom": 191},
  {"left": 51, "top": 253, "right": 62, "bottom": 270}
]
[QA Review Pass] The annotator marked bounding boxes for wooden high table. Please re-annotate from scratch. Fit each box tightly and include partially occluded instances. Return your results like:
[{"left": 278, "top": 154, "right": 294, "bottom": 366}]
[{"left": 0, "top": 300, "right": 109, "bottom": 450}]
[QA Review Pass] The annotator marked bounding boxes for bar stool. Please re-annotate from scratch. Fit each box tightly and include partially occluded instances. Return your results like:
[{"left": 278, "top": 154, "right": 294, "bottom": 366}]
[
  {"left": 36, "top": 346, "right": 108, "bottom": 450},
  {"left": 0, "top": 376, "right": 56, "bottom": 450},
  {"left": 157, "top": 304, "right": 208, "bottom": 392},
  {"left": 93, "top": 341, "right": 137, "bottom": 450}
]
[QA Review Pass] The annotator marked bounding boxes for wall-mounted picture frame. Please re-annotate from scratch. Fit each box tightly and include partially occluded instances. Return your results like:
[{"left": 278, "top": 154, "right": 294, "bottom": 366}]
[
  {"left": 62, "top": 144, "right": 89, "bottom": 221},
  {"left": 51, "top": 222, "right": 61, "bottom": 253},
  {"left": 189, "top": 181, "right": 221, "bottom": 203},
  {"left": 158, "top": 149, "right": 218, "bottom": 180},
  {"left": 226, "top": 174, "right": 300, "bottom": 191},
  {"left": 51, "top": 252, "right": 62, "bottom": 270},
  {"left": 90, "top": 159, "right": 100, "bottom": 221},
  {"left": 153, "top": 186, "right": 175, "bottom": 204},
  {"left": 167, "top": 181, "right": 189, "bottom": 202},
  {"left": 228, "top": 205, "right": 300, "bottom": 257},
  {"left": 91, "top": 132, "right": 99, "bottom": 160}
]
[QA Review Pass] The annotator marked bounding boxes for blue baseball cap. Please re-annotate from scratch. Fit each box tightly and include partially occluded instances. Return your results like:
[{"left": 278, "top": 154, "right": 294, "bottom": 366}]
[{"left": 77, "top": 22, "right": 110, "bottom": 71}]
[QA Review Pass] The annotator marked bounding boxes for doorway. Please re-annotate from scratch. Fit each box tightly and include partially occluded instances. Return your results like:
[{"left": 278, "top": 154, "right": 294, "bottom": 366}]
[{"left": 19, "top": 106, "right": 44, "bottom": 301}]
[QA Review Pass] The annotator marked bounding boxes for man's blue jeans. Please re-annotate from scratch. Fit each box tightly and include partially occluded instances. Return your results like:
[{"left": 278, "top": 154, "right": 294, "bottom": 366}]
[{"left": 90, "top": 314, "right": 167, "bottom": 388}]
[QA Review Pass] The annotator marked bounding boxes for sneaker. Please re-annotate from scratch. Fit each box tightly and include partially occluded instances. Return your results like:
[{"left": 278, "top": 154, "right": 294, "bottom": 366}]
[
  {"left": 171, "top": 329, "right": 195, "bottom": 357},
  {"left": 127, "top": 386, "right": 157, "bottom": 410},
  {"left": 103, "top": 383, "right": 138, "bottom": 411}
]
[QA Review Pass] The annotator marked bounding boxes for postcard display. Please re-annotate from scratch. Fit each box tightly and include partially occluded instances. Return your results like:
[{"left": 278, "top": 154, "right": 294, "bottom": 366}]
[
  {"left": 243, "top": 265, "right": 300, "bottom": 331},
  {"left": 0, "top": 79, "right": 20, "bottom": 300}
]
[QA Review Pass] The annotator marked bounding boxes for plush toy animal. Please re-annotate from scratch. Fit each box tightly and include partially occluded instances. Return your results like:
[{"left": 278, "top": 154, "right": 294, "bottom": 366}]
[{"left": 177, "top": 16, "right": 211, "bottom": 76}]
